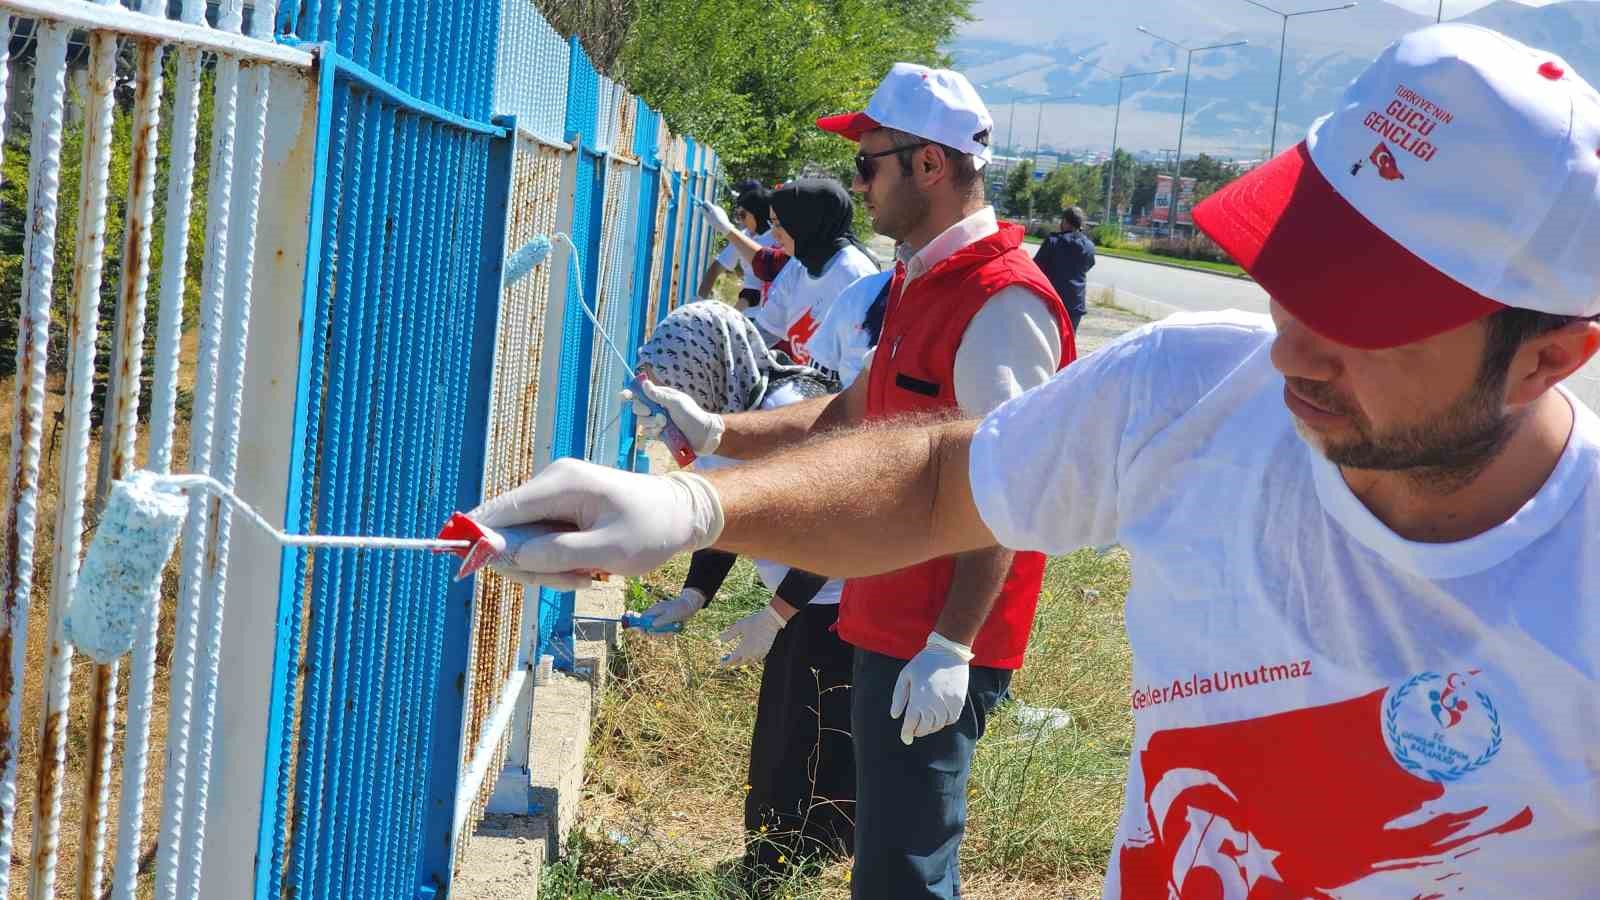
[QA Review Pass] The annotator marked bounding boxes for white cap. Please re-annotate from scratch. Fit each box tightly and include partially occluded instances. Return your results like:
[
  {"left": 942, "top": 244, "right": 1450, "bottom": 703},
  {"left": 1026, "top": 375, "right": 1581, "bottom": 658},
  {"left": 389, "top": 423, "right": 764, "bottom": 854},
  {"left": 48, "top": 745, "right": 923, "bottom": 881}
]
[
  {"left": 1196, "top": 23, "right": 1600, "bottom": 349},
  {"left": 817, "top": 63, "right": 995, "bottom": 169}
]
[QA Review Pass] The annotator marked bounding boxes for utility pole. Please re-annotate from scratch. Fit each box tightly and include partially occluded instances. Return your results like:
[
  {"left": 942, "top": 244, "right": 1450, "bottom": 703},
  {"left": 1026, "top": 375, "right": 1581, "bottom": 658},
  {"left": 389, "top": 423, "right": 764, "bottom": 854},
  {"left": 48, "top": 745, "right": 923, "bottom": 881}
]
[
  {"left": 1241, "top": 1, "right": 1357, "bottom": 158},
  {"left": 1080, "top": 57, "right": 1173, "bottom": 233},
  {"left": 1138, "top": 27, "right": 1247, "bottom": 232}
]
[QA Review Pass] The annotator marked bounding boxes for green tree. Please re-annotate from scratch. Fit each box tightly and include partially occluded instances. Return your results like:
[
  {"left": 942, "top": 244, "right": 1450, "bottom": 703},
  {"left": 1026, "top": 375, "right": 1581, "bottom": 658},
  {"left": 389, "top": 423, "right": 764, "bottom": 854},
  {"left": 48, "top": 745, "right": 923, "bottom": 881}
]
[
  {"left": 1002, "top": 161, "right": 1035, "bottom": 217},
  {"left": 1181, "top": 152, "right": 1241, "bottom": 204},
  {"left": 1094, "top": 148, "right": 1138, "bottom": 223},
  {"left": 610, "top": 0, "right": 972, "bottom": 184},
  {"left": 2, "top": 46, "right": 214, "bottom": 384},
  {"left": 1129, "top": 161, "right": 1162, "bottom": 220}
]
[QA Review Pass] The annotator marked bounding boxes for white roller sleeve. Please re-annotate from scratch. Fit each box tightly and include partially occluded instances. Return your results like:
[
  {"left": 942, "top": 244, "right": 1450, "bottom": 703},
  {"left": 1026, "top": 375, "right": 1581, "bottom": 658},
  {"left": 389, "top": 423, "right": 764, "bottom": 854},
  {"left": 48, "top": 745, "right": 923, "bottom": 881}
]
[{"left": 65, "top": 472, "right": 189, "bottom": 664}]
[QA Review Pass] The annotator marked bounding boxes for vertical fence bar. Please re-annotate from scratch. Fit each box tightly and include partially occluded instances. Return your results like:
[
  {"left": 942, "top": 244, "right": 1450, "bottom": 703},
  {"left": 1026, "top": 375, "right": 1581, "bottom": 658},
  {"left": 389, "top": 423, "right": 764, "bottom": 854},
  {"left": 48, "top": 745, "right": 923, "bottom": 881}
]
[
  {"left": 155, "top": 46, "right": 243, "bottom": 900},
  {"left": 86, "top": 28, "right": 165, "bottom": 900},
  {"left": 313, "top": 83, "right": 378, "bottom": 900},
  {"left": 176, "top": 54, "right": 271, "bottom": 897},
  {"left": 287, "top": 79, "right": 362, "bottom": 900},
  {"left": 262, "top": 48, "right": 341, "bottom": 900},
  {"left": 0, "top": 22, "right": 68, "bottom": 899},
  {"left": 118, "top": 36, "right": 202, "bottom": 900},
  {"left": 418, "top": 125, "right": 508, "bottom": 890},
  {"left": 335, "top": 97, "right": 394, "bottom": 899},
  {"left": 30, "top": 27, "right": 118, "bottom": 899},
  {"left": 372, "top": 110, "right": 422, "bottom": 900}
]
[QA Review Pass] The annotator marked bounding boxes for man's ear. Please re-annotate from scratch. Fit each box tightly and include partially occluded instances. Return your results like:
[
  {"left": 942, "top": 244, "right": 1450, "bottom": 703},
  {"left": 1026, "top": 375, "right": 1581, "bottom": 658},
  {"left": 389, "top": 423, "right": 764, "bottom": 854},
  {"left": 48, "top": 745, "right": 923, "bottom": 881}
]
[
  {"left": 917, "top": 144, "right": 949, "bottom": 188},
  {"left": 1505, "top": 319, "right": 1600, "bottom": 406}
]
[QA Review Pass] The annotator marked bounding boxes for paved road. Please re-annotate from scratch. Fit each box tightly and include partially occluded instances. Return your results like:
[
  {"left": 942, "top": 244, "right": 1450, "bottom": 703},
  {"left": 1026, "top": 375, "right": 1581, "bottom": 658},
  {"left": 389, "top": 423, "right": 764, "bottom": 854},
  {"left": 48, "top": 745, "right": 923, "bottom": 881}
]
[
  {"left": 1022, "top": 243, "right": 1600, "bottom": 412},
  {"left": 1086, "top": 253, "right": 1269, "bottom": 315}
]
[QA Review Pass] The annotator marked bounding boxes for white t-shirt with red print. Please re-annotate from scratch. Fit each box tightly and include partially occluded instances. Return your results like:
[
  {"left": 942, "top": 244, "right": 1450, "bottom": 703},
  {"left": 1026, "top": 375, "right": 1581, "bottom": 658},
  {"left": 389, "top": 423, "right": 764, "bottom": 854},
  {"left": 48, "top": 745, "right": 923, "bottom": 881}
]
[
  {"left": 715, "top": 228, "right": 779, "bottom": 291},
  {"left": 969, "top": 310, "right": 1600, "bottom": 899},
  {"left": 751, "top": 243, "right": 878, "bottom": 365}
]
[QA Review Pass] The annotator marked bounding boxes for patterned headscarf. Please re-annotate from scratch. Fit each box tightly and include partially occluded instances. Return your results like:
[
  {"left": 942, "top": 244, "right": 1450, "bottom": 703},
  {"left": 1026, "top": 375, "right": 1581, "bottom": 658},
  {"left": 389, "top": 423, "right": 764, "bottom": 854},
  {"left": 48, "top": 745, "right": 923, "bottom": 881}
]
[{"left": 638, "top": 301, "right": 812, "bottom": 414}]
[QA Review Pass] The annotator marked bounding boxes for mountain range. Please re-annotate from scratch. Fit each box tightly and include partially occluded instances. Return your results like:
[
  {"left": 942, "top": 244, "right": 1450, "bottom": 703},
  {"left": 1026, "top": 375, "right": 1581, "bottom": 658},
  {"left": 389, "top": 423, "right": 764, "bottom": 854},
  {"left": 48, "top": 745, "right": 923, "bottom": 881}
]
[{"left": 949, "top": 0, "right": 1600, "bottom": 159}]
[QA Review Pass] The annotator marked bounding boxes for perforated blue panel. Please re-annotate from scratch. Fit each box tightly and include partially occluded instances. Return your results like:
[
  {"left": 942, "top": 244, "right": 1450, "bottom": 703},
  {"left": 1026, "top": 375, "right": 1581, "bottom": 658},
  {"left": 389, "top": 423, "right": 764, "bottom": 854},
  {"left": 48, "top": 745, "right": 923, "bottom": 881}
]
[
  {"left": 537, "top": 36, "right": 606, "bottom": 670},
  {"left": 620, "top": 102, "right": 665, "bottom": 468},
  {"left": 493, "top": 0, "right": 570, "bottom": 141},
  {"left": 277, "top": 0, "right": 500, "bottom": 119},
  {"left": 266, "top": 74, "right": 497, "bottom": 900}
]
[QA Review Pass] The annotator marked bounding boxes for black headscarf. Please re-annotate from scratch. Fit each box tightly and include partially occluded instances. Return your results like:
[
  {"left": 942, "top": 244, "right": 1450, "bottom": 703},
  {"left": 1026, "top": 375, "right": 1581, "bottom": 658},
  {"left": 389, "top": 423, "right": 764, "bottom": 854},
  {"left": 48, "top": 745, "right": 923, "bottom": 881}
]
[
  {"left": 735, "top": 188, "right": 772, "bottom": 235},
  {"left": 769, "top": 178, "right": 863, "bottom": 278}
]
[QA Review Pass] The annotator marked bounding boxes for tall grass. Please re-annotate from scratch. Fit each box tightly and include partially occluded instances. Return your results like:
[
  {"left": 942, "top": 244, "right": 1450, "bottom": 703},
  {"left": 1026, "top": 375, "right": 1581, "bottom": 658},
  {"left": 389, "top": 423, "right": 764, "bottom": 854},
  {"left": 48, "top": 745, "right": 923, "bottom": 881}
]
[{"left": 546, "top": 548, "right": 1135, "bottom": 899}]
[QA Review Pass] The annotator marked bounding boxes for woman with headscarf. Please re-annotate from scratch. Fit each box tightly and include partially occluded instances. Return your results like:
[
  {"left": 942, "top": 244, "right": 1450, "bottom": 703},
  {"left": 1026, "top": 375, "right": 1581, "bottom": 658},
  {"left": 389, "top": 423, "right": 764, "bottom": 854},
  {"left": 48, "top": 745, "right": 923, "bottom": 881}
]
[
  {"left": 696, "top": 187, "right": 780, "bottom": 310},
  {"left": 754, "top": 179, "right": 880, "bottom": 365},
  {"left": 699, "top": 179, "right": 880, "bottom": 365},
  {"left": 628, "top": 301, "right": 856, "bottom": 883}
]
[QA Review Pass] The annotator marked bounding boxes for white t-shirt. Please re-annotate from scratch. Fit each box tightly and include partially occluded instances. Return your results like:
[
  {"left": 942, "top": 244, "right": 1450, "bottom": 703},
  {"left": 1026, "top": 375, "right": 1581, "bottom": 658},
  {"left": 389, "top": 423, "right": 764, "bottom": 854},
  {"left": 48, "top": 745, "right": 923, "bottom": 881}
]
[
  {"left": 807, "top": 270, "right": 891, "bottom": 388},
  {"left": 752, "top": 244, "right": 878, "bottom": 365},
  {"left": 970, "top": 311, "right": 1600, "bottom": 899},
  {"left": 715, "top": 229, "right": 779, "bottom": 291},
  {"left": 692, "top": 380, "right": 844, "bottom": 606}
]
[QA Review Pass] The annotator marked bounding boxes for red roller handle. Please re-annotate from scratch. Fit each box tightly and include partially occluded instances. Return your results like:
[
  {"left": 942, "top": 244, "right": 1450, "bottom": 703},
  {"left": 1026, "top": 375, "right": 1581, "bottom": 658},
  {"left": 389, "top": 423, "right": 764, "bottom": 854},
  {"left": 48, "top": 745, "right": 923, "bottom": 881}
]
[{"left": 632, "top": 372, "right": 698, "bottom": 466}]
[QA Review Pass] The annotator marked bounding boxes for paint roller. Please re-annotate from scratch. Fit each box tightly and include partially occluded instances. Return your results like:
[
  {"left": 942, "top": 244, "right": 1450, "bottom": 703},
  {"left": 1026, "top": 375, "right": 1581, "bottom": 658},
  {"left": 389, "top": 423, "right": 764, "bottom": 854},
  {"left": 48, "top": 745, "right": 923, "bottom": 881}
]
[
  {"left": 67, "top": 472, "right": 677, "bottom": 665},
  {"left": 502, "top": 233, "right": 699, "bottom": 468},
  {"left": 63, "top": 471, "right": 473, "bottom": 664}
]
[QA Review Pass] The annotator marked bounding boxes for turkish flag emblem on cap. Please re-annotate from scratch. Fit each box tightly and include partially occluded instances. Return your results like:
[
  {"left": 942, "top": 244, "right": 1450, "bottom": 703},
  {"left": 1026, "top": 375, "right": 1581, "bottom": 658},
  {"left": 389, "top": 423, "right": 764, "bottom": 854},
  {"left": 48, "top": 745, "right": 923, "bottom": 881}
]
[{"left": 1369, "top": 142, "right": 1405, "bottom": 180}]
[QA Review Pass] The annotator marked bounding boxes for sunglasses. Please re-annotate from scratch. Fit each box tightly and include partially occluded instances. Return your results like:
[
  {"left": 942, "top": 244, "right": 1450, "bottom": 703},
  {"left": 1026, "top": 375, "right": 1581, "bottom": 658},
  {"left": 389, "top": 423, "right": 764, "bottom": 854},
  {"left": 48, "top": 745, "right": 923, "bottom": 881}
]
[{"left": 854, "top": 142, "right": 930, "bottom": 183}]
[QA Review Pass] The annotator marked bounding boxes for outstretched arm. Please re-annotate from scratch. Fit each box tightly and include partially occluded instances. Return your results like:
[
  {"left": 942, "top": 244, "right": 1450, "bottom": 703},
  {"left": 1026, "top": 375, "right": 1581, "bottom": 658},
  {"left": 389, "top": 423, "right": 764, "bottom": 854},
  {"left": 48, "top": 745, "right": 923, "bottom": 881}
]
[
  {"left": 708, "top": 418, "right": 993, "bottom": 574},
  {"left": 470, "top": 417, "right": 997, "bottom": 587}
]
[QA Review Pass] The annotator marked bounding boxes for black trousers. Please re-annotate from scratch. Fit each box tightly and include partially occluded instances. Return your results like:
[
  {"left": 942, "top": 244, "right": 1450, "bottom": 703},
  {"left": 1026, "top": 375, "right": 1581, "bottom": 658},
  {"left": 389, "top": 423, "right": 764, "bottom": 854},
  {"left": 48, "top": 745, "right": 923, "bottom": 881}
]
[
  {"left": 743, "top": 603, "right": 857, "bottom": 873},
  {"left": 849, "top": 648, "right": 1011, "bottom": 899}
]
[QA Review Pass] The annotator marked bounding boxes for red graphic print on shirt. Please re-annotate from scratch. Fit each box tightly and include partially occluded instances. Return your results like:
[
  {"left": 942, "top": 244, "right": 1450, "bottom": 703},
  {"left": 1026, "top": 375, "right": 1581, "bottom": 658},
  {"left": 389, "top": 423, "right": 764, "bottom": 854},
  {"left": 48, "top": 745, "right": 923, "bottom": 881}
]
[
  {"left": 786, "top": 310, "right": 820, "bottom": 363},
  {"left": 1119, "top": 677, "right": 1531, "bottom": 899}
]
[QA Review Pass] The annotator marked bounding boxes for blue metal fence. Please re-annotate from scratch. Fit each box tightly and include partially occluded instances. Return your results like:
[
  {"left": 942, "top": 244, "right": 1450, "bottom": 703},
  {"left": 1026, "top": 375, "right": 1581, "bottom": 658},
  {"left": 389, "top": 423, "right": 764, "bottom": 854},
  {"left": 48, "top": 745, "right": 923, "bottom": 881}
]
[{"left": 254, "top": 7, "right": 722, "bottom": 896}]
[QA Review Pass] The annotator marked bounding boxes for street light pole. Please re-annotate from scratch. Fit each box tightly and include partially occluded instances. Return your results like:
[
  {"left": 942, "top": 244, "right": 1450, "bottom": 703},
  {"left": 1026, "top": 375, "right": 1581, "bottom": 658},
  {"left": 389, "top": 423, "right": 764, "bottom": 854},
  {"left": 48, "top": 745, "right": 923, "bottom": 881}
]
[
  {"left": 1008, "top": 98, "right": 1017, "bottom": 154},
  {"left": 1080, "top": 57, "right": 1173, "bottom": 231},
  {"left": 1242, "top": 1, "right": 1358, "bottom": 159},
  {"left": 1033, "top": 102, "right": 1044, "bottom": 165},
  {"left": 1437, "top": 0, "right": 1444, "bottom": 22},
  {"left": 1110, "top": 77, "right": 1124, "bottom": 225},
  {"left": 1139, "top": 27, "right": 1247, "bottom": 231},
  {"left": 1024, "top": 92, "right": 1079, "bottom": 226}
]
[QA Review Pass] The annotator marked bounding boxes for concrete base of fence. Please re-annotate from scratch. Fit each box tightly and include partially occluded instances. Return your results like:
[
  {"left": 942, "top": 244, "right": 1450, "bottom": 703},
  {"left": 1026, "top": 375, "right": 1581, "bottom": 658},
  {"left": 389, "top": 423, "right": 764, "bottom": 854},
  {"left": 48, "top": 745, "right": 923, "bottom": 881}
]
[
  {"left": 454, "top": 814, "right": 549, "bottom": 899},
  {"left": 573, "top": 583, "right": 626, "bottom": 700},
  {"left": 460, "top": 581, "right": 627, "bottom": 895}
]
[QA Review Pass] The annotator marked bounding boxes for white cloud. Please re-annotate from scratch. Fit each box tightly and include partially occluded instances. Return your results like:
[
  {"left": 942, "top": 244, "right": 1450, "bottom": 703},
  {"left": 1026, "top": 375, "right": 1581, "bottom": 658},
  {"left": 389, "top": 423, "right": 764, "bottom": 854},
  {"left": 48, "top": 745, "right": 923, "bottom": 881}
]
[{"left": 1382, "top": 0, "right": 1568, "bottom": 16}]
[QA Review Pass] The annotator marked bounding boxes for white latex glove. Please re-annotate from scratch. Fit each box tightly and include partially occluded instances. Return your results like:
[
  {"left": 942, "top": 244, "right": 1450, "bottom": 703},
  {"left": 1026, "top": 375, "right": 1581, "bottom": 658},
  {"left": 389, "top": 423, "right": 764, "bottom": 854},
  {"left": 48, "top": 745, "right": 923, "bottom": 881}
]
[
  {"left": 469, "top": 459, "right": 724, "bottom": 589},
  {"left": 718, "top": 605, "right": 786, "bottom": 667},
  {"left": 617, "top": 379, "right": 724, "bottom": 455},
  {"left": 889, "top": 632, "right": 974, "bottom": 745},
  {"left": 697, "top": 197, "right": 735, "bottom": 235},
  {"left": 641, "top": 587, "right": 707, "bottom": 630}
]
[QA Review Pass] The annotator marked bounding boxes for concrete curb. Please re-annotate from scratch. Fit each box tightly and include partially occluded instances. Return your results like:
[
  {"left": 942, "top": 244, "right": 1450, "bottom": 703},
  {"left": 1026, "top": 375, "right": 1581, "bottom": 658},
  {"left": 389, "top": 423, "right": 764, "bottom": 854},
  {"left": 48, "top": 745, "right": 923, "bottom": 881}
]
[
  {"left": 456, "top": 580, "right": 627, "bottom": 898},
  {"left": 1096, "top": 249, "right": 1254, "bottom": 281},
  {"left": 1088, "top": 284, "right": 1183, "bottom": 322},
  {"left": 1022, "top": 237, "right": 1253, "bottom": 282}
]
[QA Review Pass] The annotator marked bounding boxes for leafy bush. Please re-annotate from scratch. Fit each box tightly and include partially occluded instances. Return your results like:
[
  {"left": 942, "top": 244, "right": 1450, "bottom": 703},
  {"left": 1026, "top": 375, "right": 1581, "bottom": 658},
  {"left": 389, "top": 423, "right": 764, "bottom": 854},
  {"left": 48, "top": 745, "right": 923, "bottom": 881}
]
[
  {"left": 1090, "top": 224, "right": 1127, "bottom": 250},
  {"left": 1147, "top": 234, "right": 1235, "bottom": 265}
]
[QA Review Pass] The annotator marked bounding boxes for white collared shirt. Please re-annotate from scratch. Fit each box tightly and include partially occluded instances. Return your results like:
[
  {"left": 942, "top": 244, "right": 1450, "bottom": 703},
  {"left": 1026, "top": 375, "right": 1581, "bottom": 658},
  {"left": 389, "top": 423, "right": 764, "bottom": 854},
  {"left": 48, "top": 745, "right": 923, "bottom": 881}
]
[{"left": 878, "top": 206, "right": 1065, "bottom": 416}]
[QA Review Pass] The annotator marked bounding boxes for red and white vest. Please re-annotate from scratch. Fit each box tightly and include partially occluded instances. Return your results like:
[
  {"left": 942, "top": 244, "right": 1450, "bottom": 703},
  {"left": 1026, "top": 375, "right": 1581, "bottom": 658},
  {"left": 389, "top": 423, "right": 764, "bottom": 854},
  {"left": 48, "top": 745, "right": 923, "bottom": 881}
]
[{"left": 837, "top": 222, "right": 1076, "bottom": 669}]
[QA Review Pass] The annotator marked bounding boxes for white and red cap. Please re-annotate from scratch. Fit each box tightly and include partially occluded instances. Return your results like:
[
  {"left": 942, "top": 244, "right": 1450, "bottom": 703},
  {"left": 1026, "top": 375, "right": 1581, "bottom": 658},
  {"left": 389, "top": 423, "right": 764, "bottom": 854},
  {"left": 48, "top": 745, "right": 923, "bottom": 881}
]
[
  {"left": 1196, "top": 24, "right": 1600, "bottom": 349},
  {"left": 817, "top": 62, "right": 995, "bottom": 169}
]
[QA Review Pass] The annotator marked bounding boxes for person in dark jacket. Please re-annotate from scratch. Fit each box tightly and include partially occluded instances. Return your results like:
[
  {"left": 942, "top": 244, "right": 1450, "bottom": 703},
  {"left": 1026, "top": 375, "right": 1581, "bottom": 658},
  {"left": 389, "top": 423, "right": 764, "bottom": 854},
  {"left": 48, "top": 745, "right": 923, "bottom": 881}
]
[{"left": 1033, "top": 206, "right": 1095, "bottom": 331}]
